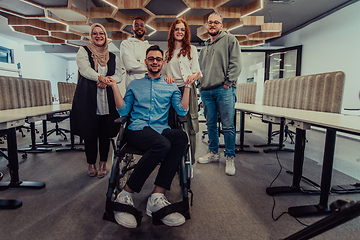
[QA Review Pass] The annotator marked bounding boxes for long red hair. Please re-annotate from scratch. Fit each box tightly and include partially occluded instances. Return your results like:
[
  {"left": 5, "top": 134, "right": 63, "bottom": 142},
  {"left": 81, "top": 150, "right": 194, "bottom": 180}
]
[{"left": 165, "top": 18, "right": 192, "bottom": 62}]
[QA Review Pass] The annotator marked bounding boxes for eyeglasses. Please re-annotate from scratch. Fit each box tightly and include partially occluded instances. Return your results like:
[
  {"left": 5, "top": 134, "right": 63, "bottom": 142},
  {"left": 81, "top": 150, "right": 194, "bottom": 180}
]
[
  {"left": 135, "top": 23, "right": 144, "bottom": 28},
  {"left": 174, "top": 28, "right": 186, "bottom": 32},
  {"left": 92, "top": 32, "right": 105, "bottom": 36},
  {"left": 207, "top": 20, "right": 222, "bottom": 25},
  {"left": 147, "top": 57, "right": 163, "bottom": 62}
]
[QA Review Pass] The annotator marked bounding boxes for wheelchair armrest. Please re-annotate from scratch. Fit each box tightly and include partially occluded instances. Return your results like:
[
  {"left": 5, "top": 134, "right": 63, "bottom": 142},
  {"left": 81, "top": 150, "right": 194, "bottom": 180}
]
[
  {"left": 177, "top": 115, "right": 187, "bottom": 124},
  {"left": 114, "top": 115, "right": 130, "bottom": 124}
]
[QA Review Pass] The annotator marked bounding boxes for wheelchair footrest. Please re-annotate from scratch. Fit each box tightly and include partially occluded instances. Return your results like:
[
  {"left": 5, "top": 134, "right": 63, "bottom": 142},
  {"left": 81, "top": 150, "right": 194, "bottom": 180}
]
[
  {"left": 104, "top": 200, "right": 143, "bottom": 227},
  {"left": 151, "top": 200, "right": 190, "bottom": 225}
]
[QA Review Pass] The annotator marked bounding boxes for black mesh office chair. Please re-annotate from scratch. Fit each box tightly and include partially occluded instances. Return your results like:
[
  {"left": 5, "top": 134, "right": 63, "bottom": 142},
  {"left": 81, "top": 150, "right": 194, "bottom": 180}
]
[{"left": 39, "top": 111, "right": 70, "bottom": 141}]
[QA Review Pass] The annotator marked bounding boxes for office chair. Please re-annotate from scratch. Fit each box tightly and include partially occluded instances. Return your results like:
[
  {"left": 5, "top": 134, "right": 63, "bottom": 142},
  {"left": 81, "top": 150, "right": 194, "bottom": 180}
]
[{"left": 39, "top": 111, "right": 70, "bottom": 141}]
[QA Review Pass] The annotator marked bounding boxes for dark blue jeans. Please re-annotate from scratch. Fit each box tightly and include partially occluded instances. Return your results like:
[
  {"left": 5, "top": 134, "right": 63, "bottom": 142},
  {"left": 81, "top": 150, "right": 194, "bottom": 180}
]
[
  {"left": 125, "top": 127, "right": 188, "bottom": 193},
  {"left": 200, "top": 86, "right": 236, "bottom": 157}
]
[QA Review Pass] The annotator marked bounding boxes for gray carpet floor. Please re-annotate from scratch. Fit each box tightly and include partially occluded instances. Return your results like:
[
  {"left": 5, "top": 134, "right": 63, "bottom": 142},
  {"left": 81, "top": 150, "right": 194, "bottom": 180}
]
[{"left": 1, "top": 115, "right": 360, "bottom": 240}]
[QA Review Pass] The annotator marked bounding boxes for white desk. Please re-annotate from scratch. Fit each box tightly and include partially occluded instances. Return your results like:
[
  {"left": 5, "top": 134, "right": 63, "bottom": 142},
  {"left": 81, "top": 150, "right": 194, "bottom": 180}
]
[
  {"left": 0, "top": 104, "right": 72, "bottom": 209},
  {"left": 235, "top": 103, "right": 293, "bottom": 153},
  {"left": 2, "top": 104, "right": 73, "bottom": 153},
  {"left": 283, "top": 109, "right": 360, "bottom": 217},
  {"left": 235, "top": 103, "right": 360, "bottom": 217}
]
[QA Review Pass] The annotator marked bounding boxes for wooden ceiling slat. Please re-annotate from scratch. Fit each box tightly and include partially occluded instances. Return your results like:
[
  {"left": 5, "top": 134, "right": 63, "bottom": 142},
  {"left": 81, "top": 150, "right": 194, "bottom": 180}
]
[
  {"left": 36, "top": 36, "right": 65, "bottom": 44},
  {"left": 103, "top": 22, "right": 124, "bottom": 31},
  {"left": 2, "top": 0, "right": 282, "bottom": 47},
  {"left": 12, "top": 26, "right": 48, "bottom": 36}
]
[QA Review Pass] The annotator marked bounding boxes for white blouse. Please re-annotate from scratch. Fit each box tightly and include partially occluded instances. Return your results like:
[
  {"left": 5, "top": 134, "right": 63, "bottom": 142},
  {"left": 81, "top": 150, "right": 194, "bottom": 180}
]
[
  {"left": 76, "top": 47, "right": 122, "bottom": 115},
  {"left": 163, "top": 45, "right": 202, "bottom": 87}
]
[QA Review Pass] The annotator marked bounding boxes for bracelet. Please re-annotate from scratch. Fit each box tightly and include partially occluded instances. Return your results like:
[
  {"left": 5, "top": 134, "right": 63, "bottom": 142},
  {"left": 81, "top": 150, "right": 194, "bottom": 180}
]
[{"left": 185, "top": 84, "right": 192, "bottom": 88}]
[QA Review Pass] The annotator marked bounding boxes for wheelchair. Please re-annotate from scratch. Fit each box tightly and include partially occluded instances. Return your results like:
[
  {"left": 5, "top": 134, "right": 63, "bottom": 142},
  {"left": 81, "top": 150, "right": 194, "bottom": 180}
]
[{"left": 103, "top": 115, "right": 193, "bottom": 227}]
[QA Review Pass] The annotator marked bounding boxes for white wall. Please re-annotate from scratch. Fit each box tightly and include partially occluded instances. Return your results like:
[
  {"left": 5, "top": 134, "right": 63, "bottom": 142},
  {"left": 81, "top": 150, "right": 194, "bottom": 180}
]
[
  {"left": 67, "top": 60, "right": 78, "bottom": 84},
  {"left": 0, "top": 34, "right": 69, "bottom": 101},
  {"left": 238, "top": 52, "right": 265, "bottom": 104},
  {"left": 271, "top": 1, "right": 360, "bottom": 110}
]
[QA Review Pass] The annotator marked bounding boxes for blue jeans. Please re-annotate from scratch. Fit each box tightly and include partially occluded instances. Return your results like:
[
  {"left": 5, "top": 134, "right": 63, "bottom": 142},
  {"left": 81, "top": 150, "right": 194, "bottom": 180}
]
[{"left": 200, "top": 86, "right": 236, "bottom": 157}]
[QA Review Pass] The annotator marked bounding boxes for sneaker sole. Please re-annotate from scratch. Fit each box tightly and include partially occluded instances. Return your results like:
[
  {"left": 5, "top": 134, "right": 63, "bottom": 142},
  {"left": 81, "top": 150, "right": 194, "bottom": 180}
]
[
  {"left": 225, "top": 170, "right": 235, "bottom": 176},
  {"left": 146, "top": 208, "right": 186, "bottom": 227},
  {"left": 197, "top": 159, "right": 220, "bottom": 164},
  {"left": 114, "top": 213, "right": 137, "bottom": 229}
]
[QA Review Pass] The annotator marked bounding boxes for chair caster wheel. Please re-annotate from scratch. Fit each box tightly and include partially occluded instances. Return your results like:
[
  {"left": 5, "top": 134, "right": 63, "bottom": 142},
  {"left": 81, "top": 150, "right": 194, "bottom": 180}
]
[{"left": 22, "top": 153, "right": 27, "bottom": 159}]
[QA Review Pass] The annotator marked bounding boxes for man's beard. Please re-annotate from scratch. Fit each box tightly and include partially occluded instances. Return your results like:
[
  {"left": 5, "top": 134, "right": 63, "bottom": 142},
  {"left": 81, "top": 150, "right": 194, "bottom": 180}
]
[
  {"left": 135, "top": 31, "right": 145, "bottom": 39},
  {"left": 208, "top": 30, "right": 220, "bottom": 37},
  {"left": 147, "top": 65, "right": 162, "bottom": 74}
]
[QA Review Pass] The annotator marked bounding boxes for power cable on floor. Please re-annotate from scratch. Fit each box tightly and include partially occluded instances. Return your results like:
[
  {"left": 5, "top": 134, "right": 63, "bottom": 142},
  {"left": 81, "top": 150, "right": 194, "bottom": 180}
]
[{"left": 270, "top": 152, "right": 309, "bottom": 227}]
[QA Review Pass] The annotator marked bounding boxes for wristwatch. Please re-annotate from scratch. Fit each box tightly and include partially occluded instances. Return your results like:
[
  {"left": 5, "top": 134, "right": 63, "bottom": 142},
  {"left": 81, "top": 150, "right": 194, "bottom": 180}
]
[{"left": 185, "top": 84, "right": 192, "bottom": 88}]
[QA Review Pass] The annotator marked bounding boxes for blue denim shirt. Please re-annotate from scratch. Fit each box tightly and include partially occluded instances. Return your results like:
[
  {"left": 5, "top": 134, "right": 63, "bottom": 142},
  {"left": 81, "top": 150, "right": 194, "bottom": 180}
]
[{"left": 118, "top": 74, "right": 188, "bottom": 134}]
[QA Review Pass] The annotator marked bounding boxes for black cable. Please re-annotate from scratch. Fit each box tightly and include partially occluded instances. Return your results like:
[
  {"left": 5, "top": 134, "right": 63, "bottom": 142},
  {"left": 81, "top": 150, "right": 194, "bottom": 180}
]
[
  {"left": 270, "top": 152, "right": 311, "bottom": 227},
  {"left": 270, "top": 151, "right": 289, "bottom": 221}
]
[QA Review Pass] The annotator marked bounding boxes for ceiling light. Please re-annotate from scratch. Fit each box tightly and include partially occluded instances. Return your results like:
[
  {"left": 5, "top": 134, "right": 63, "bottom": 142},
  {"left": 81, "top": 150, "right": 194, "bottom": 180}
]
[
  {"left": 66, "top": 40, "right": 80, "bottom": 48},
  {"left": 8, "top": 25, "right": 16, "bottom": 32},
  {"left": 176, "top": 7, "right": 190, "bottom": 18},
  {"left": 20, "top": 0, "right": 44, "bottom": 9},
  {"left": 242, "top": 0, "right": 264, "bottom": 18},
  {"left": 251, "top": 42, "right": 265, "bottom": 47},
  {"left": 102, "top": 0, "right": 118, "bottom": 9},
  {"left": 228, "top": 24, "right": 243, "bottom": 32},
  {"left": 146, "top": 24, "right": 157, "bottom": 36},
  {"left": 46, "top": 16, "right": 68, "bottom": 26}
]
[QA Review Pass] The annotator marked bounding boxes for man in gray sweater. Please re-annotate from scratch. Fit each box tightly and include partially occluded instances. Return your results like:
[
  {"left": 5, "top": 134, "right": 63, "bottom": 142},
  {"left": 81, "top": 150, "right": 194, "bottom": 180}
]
[{"left": 197, "top": 12, "right": 242, "bottom": 176}]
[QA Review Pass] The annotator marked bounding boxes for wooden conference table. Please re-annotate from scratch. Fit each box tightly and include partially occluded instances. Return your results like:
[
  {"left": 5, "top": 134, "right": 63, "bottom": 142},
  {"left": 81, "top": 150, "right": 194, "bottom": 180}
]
[
  {"left": 235, "top": 103, "right": 360, "bottom": 217},
  {"left": 0, "top": 104, "right": 72, "bottom": 210}
]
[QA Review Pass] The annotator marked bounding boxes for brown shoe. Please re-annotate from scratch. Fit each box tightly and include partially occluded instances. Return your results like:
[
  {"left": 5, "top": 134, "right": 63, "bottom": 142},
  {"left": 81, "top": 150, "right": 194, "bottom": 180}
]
[
  {"left": 98, "top": 161, "right": 107, "bottom": 178},
  {"left": 88, "top": 164, "right": 97, "bottom": 177}
]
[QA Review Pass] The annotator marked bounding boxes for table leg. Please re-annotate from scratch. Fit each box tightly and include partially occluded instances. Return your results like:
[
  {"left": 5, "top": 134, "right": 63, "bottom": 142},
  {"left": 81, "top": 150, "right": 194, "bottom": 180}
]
[
  {"left": 18, "top": 122, "right": 52, "bottom": 153},
  {"left": 288, "top": 128, "right": 336, "bottom": 217},
  {"left": 235, "top": 110, "right": 258, "bottom": 153},
  {"left": 33, "top": 120, "right": 62, "bottom": 147},
  {"left": 266, "top": 128, "right": 306, "bottom": 195},
  {"left": 56, "top": 130, "right": 84, "bottom": 152},
  {"left": 254, "top": 122, "right": 280, "bottom": 147},
  {"left": 0, "top": 128, "right": 45, "bottom": 189},
  {"left": 263, "top": 118, "right": 294, "bottom": 153}
]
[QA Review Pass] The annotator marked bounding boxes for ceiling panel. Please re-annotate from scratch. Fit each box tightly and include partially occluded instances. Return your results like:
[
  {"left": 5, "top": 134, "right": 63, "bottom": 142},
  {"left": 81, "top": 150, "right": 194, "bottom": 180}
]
[
  {"left": 145, "top": 0, "right": 187, "bottom": 15},
  {"left": 0, "top": 0, "right": 44, "bottom": 16},
  {"left": 0, "top": 0, "right": 357, "bottom": 51}
]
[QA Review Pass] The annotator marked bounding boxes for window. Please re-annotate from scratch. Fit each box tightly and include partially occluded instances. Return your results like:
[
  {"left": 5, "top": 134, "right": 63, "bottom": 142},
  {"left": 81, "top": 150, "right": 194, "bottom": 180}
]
[
  {"left": 265, "top": 45, "right": 302, "bottom": 80},
  {"left": 0, "top": 46, "right": 14, "bottom": 63}
]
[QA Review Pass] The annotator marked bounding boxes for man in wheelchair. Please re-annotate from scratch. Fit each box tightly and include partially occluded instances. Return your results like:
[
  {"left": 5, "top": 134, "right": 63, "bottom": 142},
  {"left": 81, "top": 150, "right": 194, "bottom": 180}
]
[{"left": 100, "top": 45, "right": 196, "bottom": 228}]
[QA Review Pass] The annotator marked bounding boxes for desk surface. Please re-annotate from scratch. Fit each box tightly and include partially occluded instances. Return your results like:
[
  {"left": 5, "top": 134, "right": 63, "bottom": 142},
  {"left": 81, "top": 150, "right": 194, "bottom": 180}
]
[
  {"left": 0, "top": 104, "right": 72, "bottom": 130},
  {"left": 235, "top": 103, "right": 360, "bottom": 135},
  {"left": 235, "top": 103, "right": 288, "bottom": 118},
  {"left": 0, "top": 104, "right": 72, "bottom": 118}
]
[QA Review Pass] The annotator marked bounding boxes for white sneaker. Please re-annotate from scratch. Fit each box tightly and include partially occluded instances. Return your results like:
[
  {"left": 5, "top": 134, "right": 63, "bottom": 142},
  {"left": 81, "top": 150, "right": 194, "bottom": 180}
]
[
  {"left": 114, "top": 192, "right": 137, "bottom": 228},
  {"left": 146, "top": 193, "right": 185, "bottom": 227},
  {"left": 197, "top": 151, "right": 220, "bottom": 164},
  {"left": 225, "top": 156, "right": 235, "bottom": 176}
]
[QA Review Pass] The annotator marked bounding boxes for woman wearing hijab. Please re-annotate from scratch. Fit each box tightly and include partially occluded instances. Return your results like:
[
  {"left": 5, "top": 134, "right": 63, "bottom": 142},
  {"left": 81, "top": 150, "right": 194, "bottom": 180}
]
[
  {"left": 163, "top": 18, "right": 201, "bottom": 166},
  {"left": 71, "top": 23, "right": 121, "bottom": 178}
]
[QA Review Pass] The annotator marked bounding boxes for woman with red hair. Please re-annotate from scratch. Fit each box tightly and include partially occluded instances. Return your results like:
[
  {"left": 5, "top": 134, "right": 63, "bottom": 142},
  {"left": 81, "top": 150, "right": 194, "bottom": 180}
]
[{"left": 163, "top": 18, "right": 201, "bottom": 167}]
